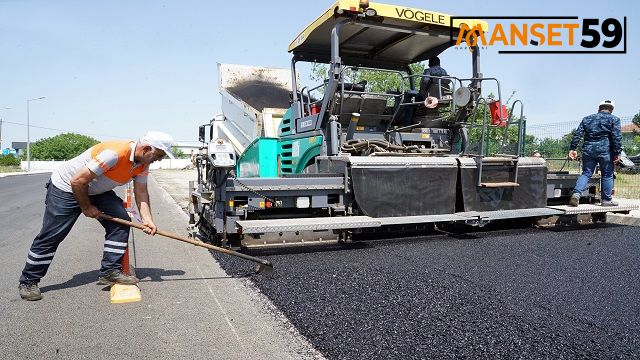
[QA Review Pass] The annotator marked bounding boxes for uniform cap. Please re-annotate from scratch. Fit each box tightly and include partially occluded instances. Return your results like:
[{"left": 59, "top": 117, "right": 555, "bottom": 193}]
[
  {"left": 599, "top": 99, "right": 615, "bottom": 109},
  {"left": 140, "top": 131, "right": 175, "bottom": 159}
]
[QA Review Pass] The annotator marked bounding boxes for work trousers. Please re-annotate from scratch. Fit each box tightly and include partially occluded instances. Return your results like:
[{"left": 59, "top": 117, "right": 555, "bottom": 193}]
[
  {"left": 19, "top": 181, "right": 130, "bottom": 284},
  {"left": 572, "top": 152, "right": 615, "bottom": 201}
]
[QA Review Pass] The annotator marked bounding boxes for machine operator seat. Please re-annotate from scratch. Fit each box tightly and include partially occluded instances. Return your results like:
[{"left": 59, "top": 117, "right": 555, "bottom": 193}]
[
  {"left": 419, "top": 77, "right": 452, "bottom": 100},
  {"left": 333, "top": 81, "right": 367, "bottom": 119},
  {"left": 342, "top": 81, "right": 366, "bottom": 92}
]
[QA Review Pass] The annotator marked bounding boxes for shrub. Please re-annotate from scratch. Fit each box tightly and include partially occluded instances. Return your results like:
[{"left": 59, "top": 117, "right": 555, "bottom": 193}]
[{"left": 0, "top": 154, "right": 21, "bottom": 166}]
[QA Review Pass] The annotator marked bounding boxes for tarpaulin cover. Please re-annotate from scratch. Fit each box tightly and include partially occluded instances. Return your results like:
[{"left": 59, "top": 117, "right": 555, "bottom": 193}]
[
  {"left": 351, "top": 167, "right": 457, "bottom": 217},
  {"left": 460, "top": 165, "right": 548, "bottom": 211}
]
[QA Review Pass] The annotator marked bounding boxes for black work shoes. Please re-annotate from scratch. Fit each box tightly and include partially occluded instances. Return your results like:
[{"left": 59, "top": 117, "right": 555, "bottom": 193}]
[
  {"left": 19, "top": 282, "right": 43, "bottom": 301},
  {"left": 98, "top": 269, "right": 140, "bottom": 286},
  {"left": 569, "top": 195, "right": 580, "bottom": 207},
  {"left": 601, "top": 200, "right": 619, "bottom": 207}
]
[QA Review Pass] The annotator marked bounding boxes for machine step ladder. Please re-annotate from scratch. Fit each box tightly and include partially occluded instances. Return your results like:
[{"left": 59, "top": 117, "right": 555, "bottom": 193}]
[{"left": 477, "top": 155, "right": 520, "bottom": 188}]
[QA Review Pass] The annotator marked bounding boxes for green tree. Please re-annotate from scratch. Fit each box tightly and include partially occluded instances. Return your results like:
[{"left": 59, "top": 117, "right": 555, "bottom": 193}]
[
  {"left": 522, "top": 134, "right": 538, "bottom": 156},
  {"left": 537, "top": 137, "right": 566, "bottom": 158},
  {"left": 30, "top": 133, "right": 99, "bottom": 160},
  {"left": 0, "top": 154, "right": 20, "bottom": 166},
  {"left": 171, "top": 145, "right": 186, "bottom": 159},
  {"left": 632, "top": 110, "right": 640, "bottom": 128},
  {"left": 310, "top": 62, "right": 426, "bottom": 93},
  {"left": 353, "top": 63, "right": 425, "bottom": 93},
  {"left": 465, "top": 91, "right": 527, "bottom": 156},
  {"left": 560, "top": 130, "right": 575, "bottom": 154},
  {"left": 633, "top": 137, "right": 640, "bottom": 155}
]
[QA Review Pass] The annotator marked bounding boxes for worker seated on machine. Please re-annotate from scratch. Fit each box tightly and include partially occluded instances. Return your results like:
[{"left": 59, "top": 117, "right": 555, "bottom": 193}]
[
  {"left": 401, "top": 57, "right": 451, "bottom": 129},
  {"left": 418, "top": 56, "right": 451, "bottom": 100}
]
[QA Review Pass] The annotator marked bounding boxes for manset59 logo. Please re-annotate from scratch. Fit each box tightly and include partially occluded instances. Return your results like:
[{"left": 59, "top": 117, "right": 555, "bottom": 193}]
[{"left": 451, "top": 16, "right": 627, "bottom": 54}]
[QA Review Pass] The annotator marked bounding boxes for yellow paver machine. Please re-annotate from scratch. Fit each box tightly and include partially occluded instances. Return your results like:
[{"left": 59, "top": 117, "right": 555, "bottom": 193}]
[{"left": 190, "top": 0, "right": 636, "bottom": 247}]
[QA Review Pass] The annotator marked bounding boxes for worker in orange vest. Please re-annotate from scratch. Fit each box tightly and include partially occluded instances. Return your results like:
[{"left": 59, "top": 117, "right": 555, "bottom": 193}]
[{"left": 18, "top": 131, "right": 174, "bottom": 301}]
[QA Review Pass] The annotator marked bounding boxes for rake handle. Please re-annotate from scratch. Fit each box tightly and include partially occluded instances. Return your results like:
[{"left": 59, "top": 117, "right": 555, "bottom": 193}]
[{"left": 99, "top": 214, "right": 273, "bottom": 268}]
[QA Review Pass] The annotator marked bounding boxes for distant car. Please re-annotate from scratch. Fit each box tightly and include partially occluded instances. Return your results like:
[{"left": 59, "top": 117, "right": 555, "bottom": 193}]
[{"left": 619, "top": 151, "right": 639, "bottom": 173}]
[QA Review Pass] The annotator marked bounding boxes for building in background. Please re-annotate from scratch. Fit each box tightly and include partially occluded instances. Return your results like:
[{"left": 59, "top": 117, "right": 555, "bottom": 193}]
[
  {"left": 10, "top": 142, "right": 27, "bottom": 157},
  {"left": 621, "top": 124, "right": 640, "bottom": 157}
]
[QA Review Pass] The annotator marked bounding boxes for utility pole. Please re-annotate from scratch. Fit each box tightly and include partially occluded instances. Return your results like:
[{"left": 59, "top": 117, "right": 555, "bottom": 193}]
[
  {"left": 0, "top": 107, "right": 12, "bottom": 153},
  {"left": 26, "top": 97, "right": 45, "bottom": 171}
]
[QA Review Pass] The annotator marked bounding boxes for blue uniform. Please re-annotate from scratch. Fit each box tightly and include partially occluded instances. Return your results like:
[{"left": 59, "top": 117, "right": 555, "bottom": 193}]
[
  {"left": 569, "top": 111, "right": 622, "bottom": 157},
  {"left": 419, "top": 65, "right": 450, "bottom": 99},
  {"left": 569, "top": 111, "right": 622, "bottom": 201}
]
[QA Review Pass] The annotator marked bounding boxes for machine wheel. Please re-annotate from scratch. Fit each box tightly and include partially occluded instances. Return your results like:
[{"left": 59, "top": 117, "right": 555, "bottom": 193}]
[{"left": 591, "top": 212, "right": 607, "bottom": 223}]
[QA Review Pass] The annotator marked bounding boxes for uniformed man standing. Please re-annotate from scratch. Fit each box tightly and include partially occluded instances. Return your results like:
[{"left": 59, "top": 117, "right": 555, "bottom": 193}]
[{"left": 568, "top": 100, "right": 622, "bottom": 207}]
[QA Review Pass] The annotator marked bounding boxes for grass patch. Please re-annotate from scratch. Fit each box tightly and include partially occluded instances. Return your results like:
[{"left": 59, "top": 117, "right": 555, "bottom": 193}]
[
  {"left": 614, "top": 173, "right": 640, "bottom": 199},
  {"left": 0, "top": 165, "right": 21, "bottom": 173}
]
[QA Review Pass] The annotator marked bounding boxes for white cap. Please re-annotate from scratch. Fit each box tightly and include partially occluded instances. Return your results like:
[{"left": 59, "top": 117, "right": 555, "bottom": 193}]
[
  {"left": 140, "top": 131, "right": 175, "bottom": 159},
  {"left": 599, "top": 99, "right": 615, "bottom": 109}
]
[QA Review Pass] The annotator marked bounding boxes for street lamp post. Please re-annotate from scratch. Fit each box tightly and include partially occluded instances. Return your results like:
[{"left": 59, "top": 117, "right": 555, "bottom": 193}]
[
  {"left": 0, "top": 107, "right": 12, "bottom": 153},
  {"left": 27, "top": 97, "right": 45, "bottom": 172}
]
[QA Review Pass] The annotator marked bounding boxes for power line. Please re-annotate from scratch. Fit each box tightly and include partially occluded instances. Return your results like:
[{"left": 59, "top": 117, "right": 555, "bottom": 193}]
[
  {"left": 2, "top": 120, "right": 201, "bottom": 144},
  {"left": 2, "top": 120, "right": 121, "bottom": 139}
]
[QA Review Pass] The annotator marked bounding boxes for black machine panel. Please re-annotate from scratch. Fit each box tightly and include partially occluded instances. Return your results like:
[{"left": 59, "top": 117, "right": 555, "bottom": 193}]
[
  {"left": 351, "top": 167, "right": 457, "bottom": 217},
  {"left": 460, "top": 165, "right": 548, "bottom": 211}
]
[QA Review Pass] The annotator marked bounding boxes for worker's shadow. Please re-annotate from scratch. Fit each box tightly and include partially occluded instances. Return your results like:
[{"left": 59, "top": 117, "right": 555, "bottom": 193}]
[
  {"left": 39, "top": 268, "right": 209, "bottom": 293},
  {"left": 40, "top": 270, "right": 101, "bottom": 293}
]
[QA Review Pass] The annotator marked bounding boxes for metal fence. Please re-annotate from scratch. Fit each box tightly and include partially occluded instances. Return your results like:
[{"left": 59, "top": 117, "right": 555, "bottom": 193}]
[{"left": 526, "top": 116, "right": 640, "bottom": 199}]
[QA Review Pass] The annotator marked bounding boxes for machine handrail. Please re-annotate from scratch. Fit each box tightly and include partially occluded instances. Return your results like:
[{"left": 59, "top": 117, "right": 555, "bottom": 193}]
[
  {"left": 499, "top": 99, "right": 525, "bottom": 156},
  {"left": 336, "top": 66, "right": 405, "bottom": 126}
]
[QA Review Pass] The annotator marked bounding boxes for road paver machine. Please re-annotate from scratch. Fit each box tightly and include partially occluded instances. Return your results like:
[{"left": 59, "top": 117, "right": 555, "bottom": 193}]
[{"left": 191, "top": 0, "right": 636, "bottom": 247}]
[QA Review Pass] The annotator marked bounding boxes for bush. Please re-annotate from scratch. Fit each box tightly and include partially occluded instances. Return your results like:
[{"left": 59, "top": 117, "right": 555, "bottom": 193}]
[
  {"left": 0, "top": 154, "right": 21, "bottom": 166},
  {"left": 30, "top": 133, "right": 99, "bottom": 160}
]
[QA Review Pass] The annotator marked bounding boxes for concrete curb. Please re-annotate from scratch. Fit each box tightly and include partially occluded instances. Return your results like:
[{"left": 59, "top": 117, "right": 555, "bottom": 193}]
[
  {"left": 607, "top": 213, "right": 640, "bottom": 226},
  {"left": 0, "top": 170, "right": 51, "bottom": 178}
]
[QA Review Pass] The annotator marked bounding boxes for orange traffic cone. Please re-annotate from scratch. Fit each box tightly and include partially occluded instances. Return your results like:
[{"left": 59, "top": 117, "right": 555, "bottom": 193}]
[{"left": 110, "top": 182, "right": 141, "bottom": 304}]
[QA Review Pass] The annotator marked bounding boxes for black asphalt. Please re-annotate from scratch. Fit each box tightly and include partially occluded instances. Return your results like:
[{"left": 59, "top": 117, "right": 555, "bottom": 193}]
[
  {"left": 214, "top": 224, "right": 640, "bottom": 359},
  {"left": 0, "top": 173, "right": 321, "bottom": 359},
  {"left": 9, "top": 173, "right": 638, "bottom": 358}
]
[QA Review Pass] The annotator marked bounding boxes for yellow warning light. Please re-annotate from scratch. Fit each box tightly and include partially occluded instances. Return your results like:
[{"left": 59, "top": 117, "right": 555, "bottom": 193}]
[{"left": 228, "top": 200, "right": 234, "bottom": 208}]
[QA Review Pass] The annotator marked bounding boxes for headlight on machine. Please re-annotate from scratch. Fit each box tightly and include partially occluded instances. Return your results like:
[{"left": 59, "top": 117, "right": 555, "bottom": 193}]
[{"left": 296, "top": 197, "right": 310, "bottom": 208}]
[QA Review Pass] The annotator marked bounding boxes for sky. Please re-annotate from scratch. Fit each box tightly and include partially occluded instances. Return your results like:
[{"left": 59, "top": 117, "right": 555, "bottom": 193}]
[{"left": 0, "top": 0, "right": 638, "bottom": 149}]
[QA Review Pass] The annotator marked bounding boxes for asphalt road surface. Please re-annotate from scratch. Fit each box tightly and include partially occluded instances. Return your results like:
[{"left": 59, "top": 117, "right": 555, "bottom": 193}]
[
  {"left": 150, "top": 169, "right": 640, "bottom": 358},
  {"left": 0, "top": 173, "right": 322, "bottom": 360},
  {"left": 215, "top": 224, "right": 640, "bottom": 358},
  {"left": 11, "top": 170, "right": 638, "bottom": 358}
]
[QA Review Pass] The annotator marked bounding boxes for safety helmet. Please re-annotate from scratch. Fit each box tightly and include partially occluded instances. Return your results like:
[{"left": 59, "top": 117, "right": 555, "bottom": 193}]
[{"left": 598, "top": 99, "right": 615, "bottom": 109}]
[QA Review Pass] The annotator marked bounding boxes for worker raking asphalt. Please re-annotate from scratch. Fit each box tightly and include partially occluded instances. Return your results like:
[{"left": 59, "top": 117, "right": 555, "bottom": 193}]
[{"left": 212, "top": 224, "right": 640, "bottom": 359}]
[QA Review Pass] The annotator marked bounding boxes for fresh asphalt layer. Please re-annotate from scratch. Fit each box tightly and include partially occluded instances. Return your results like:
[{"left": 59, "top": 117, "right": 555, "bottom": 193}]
[
  {"left": 214, "top": 224, "right": 640, "bottom": 359},
  {"left": 7, "top": 170, "right": 639, "bottom": 359},
  {"left": 152, "top": 169, "right": 640, "bottom": 359},
  {"left": 0, "top": 173, "right": 322, "bottom": 360}
]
